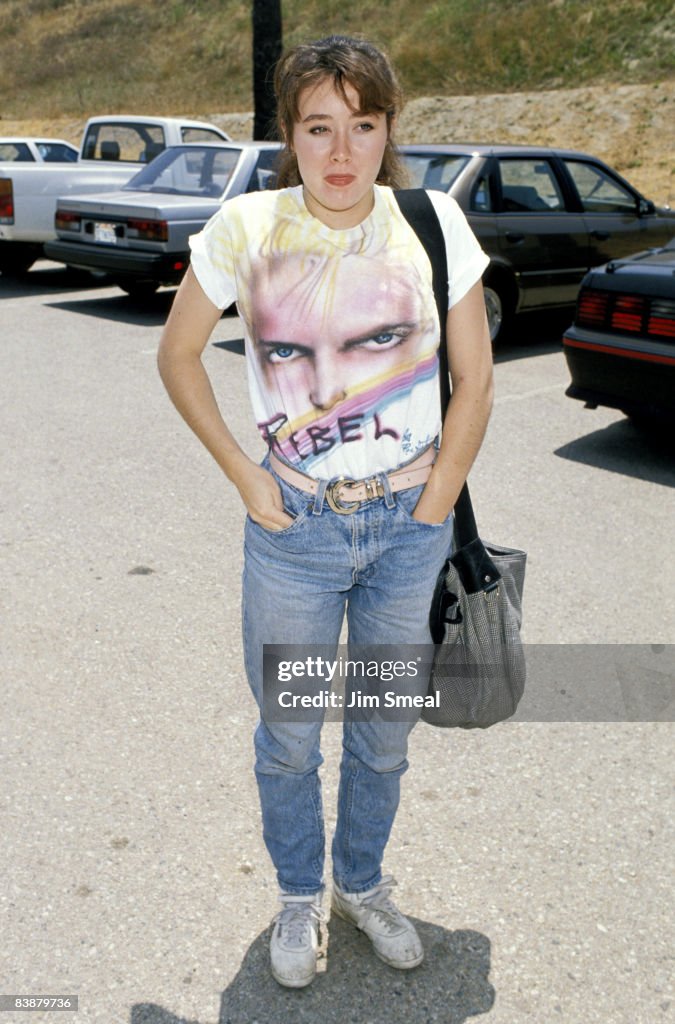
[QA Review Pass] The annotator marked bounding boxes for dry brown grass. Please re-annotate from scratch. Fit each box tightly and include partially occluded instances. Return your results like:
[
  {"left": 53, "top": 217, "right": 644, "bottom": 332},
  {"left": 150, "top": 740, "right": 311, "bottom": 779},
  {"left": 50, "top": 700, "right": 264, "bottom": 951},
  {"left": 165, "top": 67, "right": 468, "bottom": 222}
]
[{"left": 1, "top": 0, "right": 673, "bottom": 119}]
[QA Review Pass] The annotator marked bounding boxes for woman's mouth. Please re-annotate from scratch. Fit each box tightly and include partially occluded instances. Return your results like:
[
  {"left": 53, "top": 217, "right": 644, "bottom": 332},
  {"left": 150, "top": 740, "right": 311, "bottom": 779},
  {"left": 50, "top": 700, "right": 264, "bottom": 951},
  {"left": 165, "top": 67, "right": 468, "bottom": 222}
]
[{"left": 324, "top": 174, "right": 356, "bottom": 188}]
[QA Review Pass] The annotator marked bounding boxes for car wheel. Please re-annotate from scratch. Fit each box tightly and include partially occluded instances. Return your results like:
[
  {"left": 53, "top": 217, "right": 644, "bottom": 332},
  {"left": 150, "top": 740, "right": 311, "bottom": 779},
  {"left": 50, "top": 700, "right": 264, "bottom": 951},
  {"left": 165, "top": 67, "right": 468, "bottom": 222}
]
[
  {"left": 117, "top": 280, "right": 160, "bottom": 299},
  {"left": 483, "top": 285, "right": 505, "bottom": 344}
]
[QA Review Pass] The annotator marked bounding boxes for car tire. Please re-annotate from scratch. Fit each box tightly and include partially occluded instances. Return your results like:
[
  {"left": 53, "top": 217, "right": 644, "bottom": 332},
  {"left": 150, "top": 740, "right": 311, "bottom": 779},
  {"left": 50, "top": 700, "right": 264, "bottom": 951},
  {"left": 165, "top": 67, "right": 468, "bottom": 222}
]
[
  {"left": 482, "top": 279, "right": 513, "bottom": 346},
  {"left": 117, "top": 280, "right": 160, "bottom": 299}
]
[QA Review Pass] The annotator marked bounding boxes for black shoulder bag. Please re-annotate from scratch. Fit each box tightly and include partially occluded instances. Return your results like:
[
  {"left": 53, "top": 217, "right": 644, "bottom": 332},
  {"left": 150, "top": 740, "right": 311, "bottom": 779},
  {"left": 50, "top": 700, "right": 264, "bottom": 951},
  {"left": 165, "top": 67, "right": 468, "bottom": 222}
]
[{"left": 394, "top": 188, "right": 527, "bottom": 728}]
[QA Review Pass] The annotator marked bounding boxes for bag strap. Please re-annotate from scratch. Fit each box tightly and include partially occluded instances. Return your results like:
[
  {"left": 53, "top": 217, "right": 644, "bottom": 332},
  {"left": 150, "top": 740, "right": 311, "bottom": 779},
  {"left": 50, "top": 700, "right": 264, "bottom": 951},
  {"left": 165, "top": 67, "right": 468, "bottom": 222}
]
[{"left": 393, "top": 188, "right": 481, "bottom": 549}]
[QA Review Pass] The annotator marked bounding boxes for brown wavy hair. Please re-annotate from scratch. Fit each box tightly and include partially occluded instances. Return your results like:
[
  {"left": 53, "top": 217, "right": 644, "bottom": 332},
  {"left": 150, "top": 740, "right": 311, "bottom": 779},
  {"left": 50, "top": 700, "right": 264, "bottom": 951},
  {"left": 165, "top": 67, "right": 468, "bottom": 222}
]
[{"left": 273, "top": 35, "right": 408, "bottom": 190}]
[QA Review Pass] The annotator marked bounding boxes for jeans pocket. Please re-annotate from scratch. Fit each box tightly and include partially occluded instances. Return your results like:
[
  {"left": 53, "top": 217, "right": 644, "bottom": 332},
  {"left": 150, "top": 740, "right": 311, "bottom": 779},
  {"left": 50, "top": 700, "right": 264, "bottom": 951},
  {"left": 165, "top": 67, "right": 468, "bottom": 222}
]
[
  {"left": 248, "top": 472, "right": 313, "bottom": 535},
  {"left": 395, "top": 483, "right": 454, "bottom": 529},
  {"left": 247, "top": 508, "right": 309, "bottom": 536}
]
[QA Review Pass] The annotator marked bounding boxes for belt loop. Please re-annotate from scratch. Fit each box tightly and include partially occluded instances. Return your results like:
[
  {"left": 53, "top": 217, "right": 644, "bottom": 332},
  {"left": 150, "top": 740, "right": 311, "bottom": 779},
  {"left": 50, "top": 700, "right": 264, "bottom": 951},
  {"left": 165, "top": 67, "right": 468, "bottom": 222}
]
[
  {"left": 312, "top": 479, "right": 328, "bottom": 515},
  {"left": 379, "top": 472, "right": 395, "bottom": 509}
]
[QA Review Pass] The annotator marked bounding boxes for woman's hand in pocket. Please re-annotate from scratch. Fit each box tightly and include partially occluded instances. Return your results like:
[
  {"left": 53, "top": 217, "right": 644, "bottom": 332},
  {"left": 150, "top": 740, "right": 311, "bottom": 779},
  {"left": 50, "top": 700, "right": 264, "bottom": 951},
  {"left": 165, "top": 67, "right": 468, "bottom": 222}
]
[{"left": 231, "top": 459, "right": 294, "bottom": 531}]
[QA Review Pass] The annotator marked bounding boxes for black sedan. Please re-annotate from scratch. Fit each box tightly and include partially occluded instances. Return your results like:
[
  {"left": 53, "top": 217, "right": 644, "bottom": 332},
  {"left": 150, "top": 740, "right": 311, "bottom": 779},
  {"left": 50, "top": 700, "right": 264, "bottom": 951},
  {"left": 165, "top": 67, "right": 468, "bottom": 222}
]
[
  {"left": 401, "top": 144, "right": 675, "bottom": 342},
  {"left": 562, "top": 240, "right": 675, "bottom": 426}
]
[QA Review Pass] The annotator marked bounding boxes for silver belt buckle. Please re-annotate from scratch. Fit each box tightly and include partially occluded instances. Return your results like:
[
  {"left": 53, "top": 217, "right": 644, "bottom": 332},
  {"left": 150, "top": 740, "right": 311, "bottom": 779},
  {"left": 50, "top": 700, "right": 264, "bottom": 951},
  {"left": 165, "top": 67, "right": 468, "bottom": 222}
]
[{"left": 326, "top": 477, "right": 360, "bottom": 515}]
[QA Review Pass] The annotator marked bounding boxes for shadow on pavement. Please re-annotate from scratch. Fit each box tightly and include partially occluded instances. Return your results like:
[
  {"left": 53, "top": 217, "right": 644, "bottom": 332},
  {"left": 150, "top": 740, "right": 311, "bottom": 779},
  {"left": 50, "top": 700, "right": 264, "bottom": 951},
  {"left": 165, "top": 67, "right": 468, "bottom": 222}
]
[
  {"left": 555, "top": 415, "right": 675, "bottom": 486},
  {"left": 212, "top": 338, "right": 245, "bottom": 356},
  {"left": 0, "top": 263, "right": 108, "bottom": 298},
  {"left": 46, "top": 290, "right": 176, "bottom": 327},
  {"left": 494, "top": 308, "right": 573, "bottom": 364},
  {"left": 130, "top": 919, "right": 494, "bottom": 1024}
]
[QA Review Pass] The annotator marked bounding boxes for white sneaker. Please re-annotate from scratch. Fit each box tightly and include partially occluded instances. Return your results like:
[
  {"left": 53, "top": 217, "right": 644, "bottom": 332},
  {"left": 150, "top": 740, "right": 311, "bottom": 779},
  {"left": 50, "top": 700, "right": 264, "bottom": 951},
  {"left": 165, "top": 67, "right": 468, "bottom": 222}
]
[
  {"left": 331, "top": 875, "right": 424, "bottom": 969},
  {"left": 270, "top": 892, "right": 324, "bottom": 988}
]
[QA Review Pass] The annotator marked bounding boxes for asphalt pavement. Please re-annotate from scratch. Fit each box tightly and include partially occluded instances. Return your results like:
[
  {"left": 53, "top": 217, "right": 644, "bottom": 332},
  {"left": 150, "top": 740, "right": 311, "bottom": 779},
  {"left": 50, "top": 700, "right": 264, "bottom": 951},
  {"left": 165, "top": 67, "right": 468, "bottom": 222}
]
[{"left": 1, "top": 265, "right": 673, "bottom": 1024}]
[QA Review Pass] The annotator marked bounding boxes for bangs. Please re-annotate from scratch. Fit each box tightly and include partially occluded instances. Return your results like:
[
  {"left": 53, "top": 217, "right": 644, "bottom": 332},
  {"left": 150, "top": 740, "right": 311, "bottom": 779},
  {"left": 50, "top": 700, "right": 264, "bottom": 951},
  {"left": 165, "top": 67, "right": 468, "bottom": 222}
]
[
  {"left": 330, "top": 69, "right": 395, "bottom": 117},
  {"left": 288, "top": 67, "right": 395, "bottom": 124}
]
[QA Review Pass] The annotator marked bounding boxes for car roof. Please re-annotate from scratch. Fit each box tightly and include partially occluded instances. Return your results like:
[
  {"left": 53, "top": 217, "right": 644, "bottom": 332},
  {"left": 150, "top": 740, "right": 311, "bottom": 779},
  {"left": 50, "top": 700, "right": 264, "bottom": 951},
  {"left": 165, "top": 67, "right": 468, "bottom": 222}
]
[
  {"left": 399, "top": 142, "right": 603, "bottom": 160},
  {"left": 161, "top": 140, "right": 282, "bottom": 150},
  {"left": 84, "top": 115, "right": 226, "bottom": 130},
  {"left": 0, "top": 137, "right": 76, "bottom": 145}
]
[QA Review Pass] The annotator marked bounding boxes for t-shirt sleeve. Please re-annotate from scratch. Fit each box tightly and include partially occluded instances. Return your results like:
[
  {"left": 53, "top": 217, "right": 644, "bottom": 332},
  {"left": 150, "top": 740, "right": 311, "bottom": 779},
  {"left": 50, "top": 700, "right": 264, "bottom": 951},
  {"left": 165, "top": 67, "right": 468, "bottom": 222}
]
[
  {"left": 188, "top": 206, "right": 238, "bottom": 310},
  {"left": 427, "top": 190, "right": 490, "bottom": 309}
]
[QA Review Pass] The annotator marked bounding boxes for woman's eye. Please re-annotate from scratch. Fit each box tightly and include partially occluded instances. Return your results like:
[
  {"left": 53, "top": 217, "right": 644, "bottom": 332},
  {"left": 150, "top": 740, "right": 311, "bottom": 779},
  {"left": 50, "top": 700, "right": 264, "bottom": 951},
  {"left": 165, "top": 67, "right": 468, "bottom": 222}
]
[
  {"left": 309, "top": 125, "right": 328, "bottom": 135},
  {"left": 358, "top": 122, "right": 375, "bottom": 132}
]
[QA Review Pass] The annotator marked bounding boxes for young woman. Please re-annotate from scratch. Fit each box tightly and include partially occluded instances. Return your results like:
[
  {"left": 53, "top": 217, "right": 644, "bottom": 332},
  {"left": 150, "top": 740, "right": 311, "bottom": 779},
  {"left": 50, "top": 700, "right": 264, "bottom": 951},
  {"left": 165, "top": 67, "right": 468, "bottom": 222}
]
[{"left": 158, "top": 35, "right": 493, "bottom": 988}]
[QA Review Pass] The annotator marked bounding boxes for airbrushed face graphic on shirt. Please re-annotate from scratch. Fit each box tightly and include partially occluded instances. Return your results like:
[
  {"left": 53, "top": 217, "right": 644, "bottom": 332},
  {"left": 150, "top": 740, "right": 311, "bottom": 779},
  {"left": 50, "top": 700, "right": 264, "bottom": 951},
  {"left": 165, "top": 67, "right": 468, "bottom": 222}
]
[{"left": 250, "top": 250, "right": 438, "bottom": 469}]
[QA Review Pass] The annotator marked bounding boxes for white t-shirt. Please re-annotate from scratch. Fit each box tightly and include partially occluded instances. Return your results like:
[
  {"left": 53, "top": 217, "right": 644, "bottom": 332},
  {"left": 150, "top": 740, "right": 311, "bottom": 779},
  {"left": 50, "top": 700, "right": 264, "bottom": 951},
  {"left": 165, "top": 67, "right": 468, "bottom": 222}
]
[{"left": 189, "top": 184, "right": 489, "bottom": 480}]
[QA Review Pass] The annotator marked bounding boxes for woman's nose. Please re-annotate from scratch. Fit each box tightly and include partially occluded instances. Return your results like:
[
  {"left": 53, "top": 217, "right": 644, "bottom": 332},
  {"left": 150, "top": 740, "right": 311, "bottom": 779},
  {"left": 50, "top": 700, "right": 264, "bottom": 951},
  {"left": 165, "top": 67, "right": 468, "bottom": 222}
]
[{"left": 330, "top": 131, "right": 351, "bottom": 163}]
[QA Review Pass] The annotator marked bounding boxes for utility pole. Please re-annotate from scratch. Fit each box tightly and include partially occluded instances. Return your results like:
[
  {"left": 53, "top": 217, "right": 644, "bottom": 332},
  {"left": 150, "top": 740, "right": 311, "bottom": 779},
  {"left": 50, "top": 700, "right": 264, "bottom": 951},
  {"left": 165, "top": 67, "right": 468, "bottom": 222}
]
[{"left": 252, "top": 0, "right": 283, "bottom": 140}]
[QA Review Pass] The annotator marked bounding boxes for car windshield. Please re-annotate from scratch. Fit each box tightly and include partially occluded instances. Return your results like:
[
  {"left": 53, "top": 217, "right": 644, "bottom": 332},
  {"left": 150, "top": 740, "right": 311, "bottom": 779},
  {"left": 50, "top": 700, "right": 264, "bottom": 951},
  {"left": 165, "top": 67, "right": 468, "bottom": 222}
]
[
  {"left": 401, "top": 153, "right": 470, "bottom": 191},
  {"left": 125, "top": 145, "right": 242, "bottom": 197}
]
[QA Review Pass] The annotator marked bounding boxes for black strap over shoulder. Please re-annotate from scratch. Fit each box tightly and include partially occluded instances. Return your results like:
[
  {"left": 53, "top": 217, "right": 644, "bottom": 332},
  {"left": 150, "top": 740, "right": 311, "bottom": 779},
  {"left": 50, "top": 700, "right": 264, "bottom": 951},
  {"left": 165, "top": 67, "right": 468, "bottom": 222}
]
[
  {"left": 393, "top": 188, "right": 488, "bottom": 556},
  {"left": 393, "top": 189, "right": 450, "bottom": 412}
]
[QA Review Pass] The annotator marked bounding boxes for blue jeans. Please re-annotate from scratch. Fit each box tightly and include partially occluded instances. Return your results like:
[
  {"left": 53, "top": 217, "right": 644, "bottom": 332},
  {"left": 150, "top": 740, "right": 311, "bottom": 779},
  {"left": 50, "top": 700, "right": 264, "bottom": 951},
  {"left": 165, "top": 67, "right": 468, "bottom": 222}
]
[{"left": 242, "top": 455, "right": 454, "bottom": 895}]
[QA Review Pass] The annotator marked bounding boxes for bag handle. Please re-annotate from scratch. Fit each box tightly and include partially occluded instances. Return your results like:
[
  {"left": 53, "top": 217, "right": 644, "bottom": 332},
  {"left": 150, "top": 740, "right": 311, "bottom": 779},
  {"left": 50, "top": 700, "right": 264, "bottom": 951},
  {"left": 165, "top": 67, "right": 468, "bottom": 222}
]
[{"left": 393, "top": 188, "right": 482, "bottom": 549}]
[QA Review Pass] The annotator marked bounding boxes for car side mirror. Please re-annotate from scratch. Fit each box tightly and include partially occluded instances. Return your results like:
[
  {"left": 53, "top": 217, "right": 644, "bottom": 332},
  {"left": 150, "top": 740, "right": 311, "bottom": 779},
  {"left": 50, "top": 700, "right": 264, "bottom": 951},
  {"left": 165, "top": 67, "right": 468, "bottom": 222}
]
[{"left": 639, "top": 197, "right": 655, "bottom": 216}]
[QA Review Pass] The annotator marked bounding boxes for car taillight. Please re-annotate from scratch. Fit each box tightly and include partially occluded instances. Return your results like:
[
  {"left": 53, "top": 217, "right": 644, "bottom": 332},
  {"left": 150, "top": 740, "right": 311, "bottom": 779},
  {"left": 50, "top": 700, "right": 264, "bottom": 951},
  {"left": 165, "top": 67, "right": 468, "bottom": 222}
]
[
  {"left": 55, "top": 209, "right": 81, "bottom": 232},
  {"left": 126, "top": 218, "right": 168, "bottom": 242},
  {"left": 610, "top": 294, "right": 645, "bottom": 334},
  {"left": 648, "top": 298, "right": 675, "bottom": 340},
  {"left": 577, "top": 288, "right": 609, "bottom": 327},
  {"left": 0, "top": 179, "right": 14, "bottom": 223}
]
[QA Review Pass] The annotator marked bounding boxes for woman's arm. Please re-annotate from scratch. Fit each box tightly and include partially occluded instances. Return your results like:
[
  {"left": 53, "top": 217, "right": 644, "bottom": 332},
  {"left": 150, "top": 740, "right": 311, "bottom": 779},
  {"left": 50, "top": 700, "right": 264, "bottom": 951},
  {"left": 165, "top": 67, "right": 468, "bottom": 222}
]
[
  {"left": 157, "top": 266, "right": 293, "bottom": 530},
  {"left": 412, "top": 279, "right": 494, "bottom": 524}
]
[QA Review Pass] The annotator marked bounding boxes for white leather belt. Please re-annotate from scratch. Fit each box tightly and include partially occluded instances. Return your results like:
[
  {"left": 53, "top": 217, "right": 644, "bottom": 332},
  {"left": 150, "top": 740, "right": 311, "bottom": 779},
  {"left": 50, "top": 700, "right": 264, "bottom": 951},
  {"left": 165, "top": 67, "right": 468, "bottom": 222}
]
[{"left": 269, "top": 447, "right": 436, "bottom": 515}]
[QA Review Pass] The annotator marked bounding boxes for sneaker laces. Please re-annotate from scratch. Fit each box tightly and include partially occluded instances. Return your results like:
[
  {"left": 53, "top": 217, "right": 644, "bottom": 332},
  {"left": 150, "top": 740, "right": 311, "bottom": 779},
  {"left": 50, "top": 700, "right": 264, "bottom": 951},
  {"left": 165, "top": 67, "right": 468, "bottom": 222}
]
[
  {"left": 275, "top": 894, "right": 325, "bottom": 949},
  {"left": 358, "top": 875, "right": 406, "bottom": 934}
]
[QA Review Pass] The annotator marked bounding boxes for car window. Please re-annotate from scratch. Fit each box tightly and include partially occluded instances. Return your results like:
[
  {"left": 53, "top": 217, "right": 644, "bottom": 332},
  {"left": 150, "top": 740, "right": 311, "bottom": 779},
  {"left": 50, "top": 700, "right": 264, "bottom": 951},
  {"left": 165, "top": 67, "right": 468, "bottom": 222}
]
[
  {"left": 564, "top": 160, "right": 637, "bottom": 214},
  {"left": 128, "top": 146, "right": 241, "bottom": 197},
  {"left": 471, "top": 172, "right": 492, "bottom": 212},
  {"left": 37, "top": 143, "right": 78, "bottom": 162},
  {"left": 82, "top": 124, "right": 166, "bottom": 162},
  {"left": 182, "top": 127, "right": 225, "bottom": 143},
  {"left": 247, "top": 149, "right": 280, "bottom": 191},
  {"left": 498, "top": 159, "right": 565, "bottom": 211},
  {"left": 0, "top": 142, "right": 34, "bottom": 161},
  {"left": 402, "top": 154, "right": 469, "bottom": 192}
]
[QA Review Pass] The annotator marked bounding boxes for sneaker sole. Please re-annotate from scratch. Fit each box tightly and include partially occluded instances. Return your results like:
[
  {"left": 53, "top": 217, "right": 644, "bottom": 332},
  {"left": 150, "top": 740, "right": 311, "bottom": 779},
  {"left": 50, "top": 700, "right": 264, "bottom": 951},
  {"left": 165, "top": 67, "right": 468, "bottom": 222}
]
[
  {"left": 331, "top": 902, "right": 424, "bottom": 970},
  {"left": 271, "top": 965, "right": 316, "bottom": 988}
]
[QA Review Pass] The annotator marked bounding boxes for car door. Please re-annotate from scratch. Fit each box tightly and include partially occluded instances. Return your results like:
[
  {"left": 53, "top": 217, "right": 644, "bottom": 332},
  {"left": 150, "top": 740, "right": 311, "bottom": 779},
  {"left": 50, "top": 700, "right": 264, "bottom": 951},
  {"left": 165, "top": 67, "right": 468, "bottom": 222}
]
[
  {"left": 563, "top": 158, "right": 673, "bottom": 265},
  {"left": 495, "top": 156, "right": 589, "bottom": 308}
]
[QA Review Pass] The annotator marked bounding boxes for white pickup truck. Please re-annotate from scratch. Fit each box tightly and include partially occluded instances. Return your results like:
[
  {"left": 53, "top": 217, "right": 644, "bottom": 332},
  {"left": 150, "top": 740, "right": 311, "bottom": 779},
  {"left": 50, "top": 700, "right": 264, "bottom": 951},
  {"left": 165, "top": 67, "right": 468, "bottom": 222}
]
[{"left": 0, "top": 115, "right": 230, "bottom": 274}]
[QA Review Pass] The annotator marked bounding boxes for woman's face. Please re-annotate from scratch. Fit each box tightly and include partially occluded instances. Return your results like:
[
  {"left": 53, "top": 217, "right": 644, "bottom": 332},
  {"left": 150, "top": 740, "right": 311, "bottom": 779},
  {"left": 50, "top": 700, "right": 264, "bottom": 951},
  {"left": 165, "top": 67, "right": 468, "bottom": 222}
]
[{"left": 291, "top": 77, "right": 389, "bottom": 230}]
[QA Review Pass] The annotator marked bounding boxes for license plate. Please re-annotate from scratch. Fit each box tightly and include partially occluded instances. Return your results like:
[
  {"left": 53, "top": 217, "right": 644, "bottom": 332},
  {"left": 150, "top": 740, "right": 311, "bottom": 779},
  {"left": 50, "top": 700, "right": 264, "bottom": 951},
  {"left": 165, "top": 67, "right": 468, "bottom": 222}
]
[{"left": 94, "top": 222, "right": 117, "bottom": 244}]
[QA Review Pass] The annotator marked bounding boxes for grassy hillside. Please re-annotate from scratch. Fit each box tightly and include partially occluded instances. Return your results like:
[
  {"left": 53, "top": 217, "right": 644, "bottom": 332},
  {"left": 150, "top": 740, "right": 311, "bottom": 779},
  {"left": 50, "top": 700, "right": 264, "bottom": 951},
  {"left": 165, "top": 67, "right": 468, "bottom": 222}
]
[{"left": 0, "top": 0, "right": 673, "bottom": 119}]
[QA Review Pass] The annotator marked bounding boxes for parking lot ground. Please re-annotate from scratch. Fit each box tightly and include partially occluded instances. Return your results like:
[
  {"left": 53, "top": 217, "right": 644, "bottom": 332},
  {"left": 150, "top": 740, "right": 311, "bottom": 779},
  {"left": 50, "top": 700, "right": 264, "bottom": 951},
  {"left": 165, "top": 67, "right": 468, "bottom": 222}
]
[{"left": 1, "top": 265, "right": 673, "bottom": 1023}]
